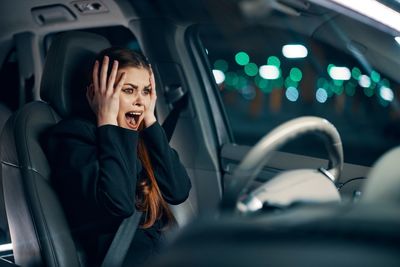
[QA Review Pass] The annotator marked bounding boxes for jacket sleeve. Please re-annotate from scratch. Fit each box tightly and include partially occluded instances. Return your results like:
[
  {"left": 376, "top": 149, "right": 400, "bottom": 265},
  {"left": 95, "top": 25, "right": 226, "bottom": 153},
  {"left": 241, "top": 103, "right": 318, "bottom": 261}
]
[
  {"left": 141, "top": 122, "right": 192, "bottom": 204},
  {"left": 46, "top": 119, "right": 139, "bottom": 218}
]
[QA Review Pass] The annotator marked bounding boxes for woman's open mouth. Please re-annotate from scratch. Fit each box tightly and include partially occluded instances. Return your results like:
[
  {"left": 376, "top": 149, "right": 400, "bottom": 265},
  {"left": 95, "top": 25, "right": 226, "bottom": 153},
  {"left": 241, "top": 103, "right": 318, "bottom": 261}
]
[{"left": 125, "top": 111, "right": 143, "bottom": 128}]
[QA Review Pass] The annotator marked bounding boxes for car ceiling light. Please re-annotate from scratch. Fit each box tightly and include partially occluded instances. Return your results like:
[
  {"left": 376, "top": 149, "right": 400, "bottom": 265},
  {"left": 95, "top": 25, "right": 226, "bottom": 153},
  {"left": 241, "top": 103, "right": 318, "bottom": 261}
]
[
  {"left": 282, "top": 44, "right": 308, "bottom": 58},
  {"left": 328, "top": 0, "right": 400, "bottom": 32},
  {"left": 212, "top": 70, "right": 225, "bottom": 84},
  {"left": 359, "top": 75, "right": 371, "bottom": 88},
  {"left": 329, "top": 66, "right": 351, "bottom": 80},
  {"left": 379, "top": 86, "right": 394, "bottom": 102},
  {"left": 395, "top": 36, "right": 400, "bottom": 45},
  {"left": 259, "top": 65, "right": 280, "bottom": 79}
]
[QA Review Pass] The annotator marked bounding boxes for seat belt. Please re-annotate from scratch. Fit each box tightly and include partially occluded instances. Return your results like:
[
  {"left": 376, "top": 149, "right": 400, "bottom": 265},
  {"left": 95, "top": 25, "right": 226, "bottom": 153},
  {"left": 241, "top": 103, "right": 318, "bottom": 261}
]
[
  {"left": 101, "top": 211, "right": 143, "bottom": 267},
  {"left": 100, "top": 86, "right": 187, "bottom": 266},
  {"left": 161, "top": 85, "right": 188, "bottom": 142}
]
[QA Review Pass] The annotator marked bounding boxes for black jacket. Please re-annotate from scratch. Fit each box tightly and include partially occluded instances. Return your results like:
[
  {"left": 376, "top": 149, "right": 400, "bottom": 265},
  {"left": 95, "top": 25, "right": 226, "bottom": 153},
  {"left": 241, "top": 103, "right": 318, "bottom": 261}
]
[{"left": 45, "top": 119, "right": 191, "bottom": 266}]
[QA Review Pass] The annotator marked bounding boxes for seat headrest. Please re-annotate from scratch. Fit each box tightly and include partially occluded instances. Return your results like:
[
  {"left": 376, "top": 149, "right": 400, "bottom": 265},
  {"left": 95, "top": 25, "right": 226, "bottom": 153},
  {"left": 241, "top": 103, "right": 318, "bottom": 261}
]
[{"left": 40, "top": 31, "right": 110, "bottom": 118}]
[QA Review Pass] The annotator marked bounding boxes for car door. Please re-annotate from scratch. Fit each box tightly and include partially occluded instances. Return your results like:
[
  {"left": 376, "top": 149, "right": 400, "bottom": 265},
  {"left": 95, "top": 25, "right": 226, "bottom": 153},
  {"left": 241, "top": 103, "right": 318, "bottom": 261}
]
[{"left": 181, "top": 0, "right": 400, "bottom": 205}]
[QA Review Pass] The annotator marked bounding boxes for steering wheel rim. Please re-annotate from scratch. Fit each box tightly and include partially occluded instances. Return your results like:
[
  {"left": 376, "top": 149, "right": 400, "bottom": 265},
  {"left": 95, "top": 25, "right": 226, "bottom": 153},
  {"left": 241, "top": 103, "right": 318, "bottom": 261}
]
[{"left": 221, "top": 116, "right": 343, "bottom": 211}]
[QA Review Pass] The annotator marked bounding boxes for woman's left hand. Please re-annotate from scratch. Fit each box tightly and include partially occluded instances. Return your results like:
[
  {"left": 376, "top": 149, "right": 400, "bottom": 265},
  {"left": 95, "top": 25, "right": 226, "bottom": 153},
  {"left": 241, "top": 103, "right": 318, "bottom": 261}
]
[{"left": 143, "top": 69, "right": 157, "bottom": 128}]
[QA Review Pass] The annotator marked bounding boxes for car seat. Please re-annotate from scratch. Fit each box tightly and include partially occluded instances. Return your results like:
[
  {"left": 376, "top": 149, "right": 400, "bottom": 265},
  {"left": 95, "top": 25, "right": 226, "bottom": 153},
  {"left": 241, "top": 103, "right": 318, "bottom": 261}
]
[
  {"left": 0, "top": 31, "right": 110, "bottom": 267},
  {"left": 0, "top": 103, "right": 12, "bottom": 244}
]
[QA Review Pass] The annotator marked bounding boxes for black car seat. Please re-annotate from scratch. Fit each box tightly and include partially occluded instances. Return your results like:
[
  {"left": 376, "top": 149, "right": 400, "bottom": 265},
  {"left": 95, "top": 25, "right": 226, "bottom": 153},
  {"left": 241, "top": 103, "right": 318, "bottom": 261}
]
[
  {"left": 0, "top": 103, "right": 12, "bottom": 244},
  {"left": 0, "top": 31, "right": 110, "bottom": 267}
]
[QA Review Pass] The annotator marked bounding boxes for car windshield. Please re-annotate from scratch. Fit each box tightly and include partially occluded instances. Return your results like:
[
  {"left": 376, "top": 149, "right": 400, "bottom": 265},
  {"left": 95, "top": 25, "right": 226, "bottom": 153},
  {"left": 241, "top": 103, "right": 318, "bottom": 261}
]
[{"left": 200, "top": 0, "right": 400, "bottom": 166}]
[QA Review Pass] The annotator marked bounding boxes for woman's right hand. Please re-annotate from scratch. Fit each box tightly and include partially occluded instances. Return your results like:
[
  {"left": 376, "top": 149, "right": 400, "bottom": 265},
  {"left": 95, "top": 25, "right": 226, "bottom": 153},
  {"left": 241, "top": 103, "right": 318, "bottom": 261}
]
[{"left": 86, "top": 56, "right": 126, "bottom": 126}]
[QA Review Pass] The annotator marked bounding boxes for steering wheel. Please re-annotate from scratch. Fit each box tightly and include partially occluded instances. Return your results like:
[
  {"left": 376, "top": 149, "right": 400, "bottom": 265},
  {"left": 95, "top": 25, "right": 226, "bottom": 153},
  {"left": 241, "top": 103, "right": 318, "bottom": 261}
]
[{"left": 221, "top": 116, "right": 343, "bottom": 214}]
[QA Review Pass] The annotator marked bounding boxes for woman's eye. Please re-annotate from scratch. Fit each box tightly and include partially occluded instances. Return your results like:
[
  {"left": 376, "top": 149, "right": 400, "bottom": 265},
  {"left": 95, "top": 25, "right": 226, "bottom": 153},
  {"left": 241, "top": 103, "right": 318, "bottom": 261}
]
[
  {"left": 143, "top": 89, "right": 151, "bottom": 95},
  {"left": 122, "top": 88, "right": 134, "bottom": 94}
]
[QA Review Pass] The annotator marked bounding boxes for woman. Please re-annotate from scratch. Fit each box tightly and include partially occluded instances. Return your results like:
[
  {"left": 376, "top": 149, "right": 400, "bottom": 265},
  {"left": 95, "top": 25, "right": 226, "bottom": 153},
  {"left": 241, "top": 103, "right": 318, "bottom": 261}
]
[{"left": 45, "top": 47, "right": 191, "bottom": 266}]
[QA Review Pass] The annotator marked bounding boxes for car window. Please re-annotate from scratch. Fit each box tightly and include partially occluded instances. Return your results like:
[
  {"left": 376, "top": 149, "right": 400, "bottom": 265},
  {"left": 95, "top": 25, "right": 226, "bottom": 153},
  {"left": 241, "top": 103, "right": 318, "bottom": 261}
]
[{"left": 199, "top": 6, "right": 400, "bottom": 166}]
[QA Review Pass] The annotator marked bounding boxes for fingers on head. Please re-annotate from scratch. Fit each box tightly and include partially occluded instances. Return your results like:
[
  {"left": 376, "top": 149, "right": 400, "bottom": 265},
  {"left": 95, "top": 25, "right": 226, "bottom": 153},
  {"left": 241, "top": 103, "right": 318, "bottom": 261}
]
[
  {"left": 92, "top": 61, "right": 99, "bottom": 89},
  {"left": 107, "top": 60, "right": 119, "bottom": 90},
  {"left": 100, "top": 56, "right": 109, "bottom": 91},
  {"left": 115, "top": 72, "right": 127, "bottom": 93}
]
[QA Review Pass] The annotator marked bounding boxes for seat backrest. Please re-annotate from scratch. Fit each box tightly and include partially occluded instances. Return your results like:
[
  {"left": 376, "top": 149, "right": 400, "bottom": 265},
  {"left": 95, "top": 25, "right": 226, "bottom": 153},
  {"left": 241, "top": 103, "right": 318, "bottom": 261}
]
[
  {"left": 0, "top": 103, "right": 12, "bottom": 244},
  {"left": 0, "top": 31, "right": 110, "bottom": 267}
]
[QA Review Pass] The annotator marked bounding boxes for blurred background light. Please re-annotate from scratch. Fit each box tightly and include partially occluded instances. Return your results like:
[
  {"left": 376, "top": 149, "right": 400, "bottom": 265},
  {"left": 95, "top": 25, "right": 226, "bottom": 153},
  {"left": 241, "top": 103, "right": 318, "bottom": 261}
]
[
  {"left": 240, "top": 85, "right": 256, "bottom": 100},
  {"left": 345, "top": 82, "right": 356, "bottom": 96},
  {"left": 214, "top": 59, "right": 228, "bottom": 72},
  {"left": 358, "top": 75, "right": 371, "bottom": 88},
  {"left": 289, "top": 68, "right": 303, "bottom": 82},
  {"left": 235, "top": 51, "right": 250, "bottom": 65},
  {"left": 285, "top": 86, "right": 299, "bottom": 102},
  {"left": 212, "top": 70, "right": 225, "bottom": 84},
  {"left": 267, "top": 56, "right": 281, "bottom": 67},
  {"left": 259, "top": 65, "right": 280, "bottom": 79},
  {"left": 316, "top": 88, "right": 328, "bottom": 103},
  {"left": 244, "top": 63, "right": 258, "bottom": 76},
  {"left": 351, "top": 67, "right": 361, "bottom": 80},
  {"left": 370, "top": 70, "right": 381, "bottom": 83},
  {"left": 379, "top": 86, "right": 394, "bottom": 102},
  {"left": 285, "top": 77, "right": 298, "bottom": 88},
  {"left": 329, "top": 66, "right": 351, "bottom": 80},
  {"left": 282, "top": 44, "right": 308, "bottom": 58},
  {"left": 396, "top": 36, "right": 400, "bottom": 45}
]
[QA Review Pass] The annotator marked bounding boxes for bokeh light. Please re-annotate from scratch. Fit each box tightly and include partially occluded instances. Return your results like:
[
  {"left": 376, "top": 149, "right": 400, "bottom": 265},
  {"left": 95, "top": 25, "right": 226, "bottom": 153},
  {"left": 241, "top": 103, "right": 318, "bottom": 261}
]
[
  {"left": 285, "top": 87, "right": 299, "bottom": 102},
  {"left": 212, "top": 69, "right": 225, "bottom": 84},
  {"left": 235, "top": 52, "right": 250, "bottom": 66}
]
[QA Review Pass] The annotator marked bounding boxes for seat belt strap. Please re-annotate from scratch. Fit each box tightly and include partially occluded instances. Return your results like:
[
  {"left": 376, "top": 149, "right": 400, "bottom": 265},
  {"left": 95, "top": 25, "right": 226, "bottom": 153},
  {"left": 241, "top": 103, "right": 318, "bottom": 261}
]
[
  {"left": 162, "top": 85, "right": 188, "bottom": 142},
  {"left": 101, "top": 211, "right": 143, "bottom": 267}
]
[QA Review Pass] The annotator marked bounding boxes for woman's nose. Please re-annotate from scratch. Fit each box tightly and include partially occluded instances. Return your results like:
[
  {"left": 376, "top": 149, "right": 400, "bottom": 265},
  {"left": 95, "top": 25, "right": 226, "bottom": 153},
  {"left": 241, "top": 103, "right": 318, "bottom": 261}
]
[{"left": 133, "top": 94, "right": 144, "bottom": 106}]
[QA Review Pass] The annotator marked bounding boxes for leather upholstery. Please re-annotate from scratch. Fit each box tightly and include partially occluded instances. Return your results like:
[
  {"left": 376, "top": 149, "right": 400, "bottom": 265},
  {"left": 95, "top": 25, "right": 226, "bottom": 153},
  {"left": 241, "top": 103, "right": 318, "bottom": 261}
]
[
  {"left": 0, "top": 103, "right": 11, "bottom": 244},
  {"left": 0, "top": 31, "right": 110, "bottom": 267},
  {"left": 41, "top": 31, "right": 110, "bottom": 118}
]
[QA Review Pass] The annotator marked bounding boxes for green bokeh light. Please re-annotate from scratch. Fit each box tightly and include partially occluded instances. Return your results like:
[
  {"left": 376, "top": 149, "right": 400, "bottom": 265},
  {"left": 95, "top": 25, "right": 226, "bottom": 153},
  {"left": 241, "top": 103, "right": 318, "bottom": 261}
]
[
  {"left": 333, "top": 79, "right": 344, "bottom": 86},
  {"left": 351, "top": 67, "right": 361, "bottom": 80},
  {"left": 290, "top": 68, "right": 303, "bottom": 82},
  {"left": 214, "top": 59, "right": 228, "bottom": 72},
  {"left": 235, "top": 52, "right": 250, "bottom": 66},
  {"left": 370, "top": 70, "right": 380, "bottom": 83},
  {"left": 317, "top": 78, "right": 329, "bottom": 89},
  {"left": 236, "top": 75, "right": 248, "bottom": 89},
  {"left": 267, "top": 56, "right": 281, "bottom": 67},
  {"left": 224, "top": 72, "right": 238, "bottom": 88},
  {"left": 332, "top": 84, "right": 344, "bottom": 95},
  {"left": 345, "top": 82, "right": 357, "bottom": 96},
  {"left": 327, "top": 64, "right": 335, "bottom": 74},
  {"left": 244, "top": 63, "right": 258, "bottom": 77},
  {"left": 285, "top": 77, "right": 298, "bottom": 88},
  {"left": 381, "top": 78, "right": 390, "bottom": 87},
  {"left": 255, "top": 75, "right": 269, "bottom": 92},
  {"left": 363, "top": 87, "right": 374, "bottom": 97}
]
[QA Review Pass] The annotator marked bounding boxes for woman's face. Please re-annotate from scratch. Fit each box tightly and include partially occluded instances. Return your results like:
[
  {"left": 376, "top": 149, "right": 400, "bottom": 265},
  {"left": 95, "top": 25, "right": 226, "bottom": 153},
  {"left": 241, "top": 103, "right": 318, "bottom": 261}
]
[{"left": 117, "top": 66, "right": 151, "bottom": 130}]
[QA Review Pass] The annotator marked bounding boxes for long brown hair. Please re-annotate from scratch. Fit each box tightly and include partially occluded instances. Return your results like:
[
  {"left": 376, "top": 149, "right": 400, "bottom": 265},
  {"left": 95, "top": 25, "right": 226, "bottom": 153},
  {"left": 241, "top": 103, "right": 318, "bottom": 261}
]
[{"left": 95, "top": 47, "right": 175, "bottom": 228}]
